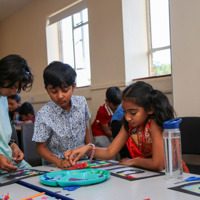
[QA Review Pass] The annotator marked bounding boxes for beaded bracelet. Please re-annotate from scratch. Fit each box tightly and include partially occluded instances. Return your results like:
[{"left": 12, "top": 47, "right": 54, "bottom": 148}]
[{"left": 87, "top": 143, "right": 95, "bottom": 162}]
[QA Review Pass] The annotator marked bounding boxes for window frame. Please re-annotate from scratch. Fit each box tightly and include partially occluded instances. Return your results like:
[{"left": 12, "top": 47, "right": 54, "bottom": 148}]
[
  {"left": 46, "top": 0, "right": 91, "bottom": 87},
  {"left": 58, "top": 12, "right": 89, "bottom": 71},
  {"left": 146, "top": 0, "right": 171, "bottom": 76}
]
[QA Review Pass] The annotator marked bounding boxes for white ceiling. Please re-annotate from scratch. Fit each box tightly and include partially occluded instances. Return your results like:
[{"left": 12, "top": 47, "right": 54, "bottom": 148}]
[{"left": 0, "top": 0, "right": 34, "bottom": 22}]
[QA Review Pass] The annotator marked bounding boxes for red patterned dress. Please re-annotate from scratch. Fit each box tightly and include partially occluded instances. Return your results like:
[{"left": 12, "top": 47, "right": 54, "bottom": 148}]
[
  {"left": 126, "top": 119, "right": 152, "bottom": 159},
  {"left": 126, "top": 119, "right": 189, "bottom": 172}
]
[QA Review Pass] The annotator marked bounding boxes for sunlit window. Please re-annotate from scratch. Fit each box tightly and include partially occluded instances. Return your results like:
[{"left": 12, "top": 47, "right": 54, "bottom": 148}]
[
  {"left": 147, "top": 0, "right": 171, "bottom": 76},
  {"left": 46, "top": 1, "right": 91, "bottom": 87}
]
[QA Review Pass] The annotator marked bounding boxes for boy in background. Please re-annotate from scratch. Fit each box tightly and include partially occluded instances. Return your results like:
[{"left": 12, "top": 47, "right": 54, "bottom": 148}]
[
  {"left": 32, "top": 61, "right": 91, "bottom": 169},
  {"left": 19, "top": 102, "right": 35, "bottom": 123},
  {"left": 91, "top": 87, "right": 122, "bottom": 148},
  {"left": 7, "top": 94, "right": 21, "bottom": 122}
]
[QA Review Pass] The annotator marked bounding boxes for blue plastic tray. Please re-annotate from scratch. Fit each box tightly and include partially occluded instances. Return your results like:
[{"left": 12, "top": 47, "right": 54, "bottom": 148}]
[{"left": 40, "top": 169, "right": 111, "bottom": 187}]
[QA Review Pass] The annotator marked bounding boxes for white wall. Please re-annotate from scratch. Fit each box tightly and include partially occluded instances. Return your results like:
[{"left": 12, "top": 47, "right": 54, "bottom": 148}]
[
  {"left": 170, "top": 0, "right": 200, "bottom": 117},
  {"left": 122, "top": 0, "right": 149, "bottom": 83}
]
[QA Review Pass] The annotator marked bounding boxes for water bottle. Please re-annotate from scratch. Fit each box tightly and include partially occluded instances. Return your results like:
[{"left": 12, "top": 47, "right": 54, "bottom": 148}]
[{"left": 163, "top": 118, "right": 183, "bottom": 180}]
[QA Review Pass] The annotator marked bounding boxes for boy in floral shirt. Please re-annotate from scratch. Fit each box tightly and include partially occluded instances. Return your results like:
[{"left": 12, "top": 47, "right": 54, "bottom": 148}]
[{"left": 32, "top": 61, "right": 91, "bottom": 169}]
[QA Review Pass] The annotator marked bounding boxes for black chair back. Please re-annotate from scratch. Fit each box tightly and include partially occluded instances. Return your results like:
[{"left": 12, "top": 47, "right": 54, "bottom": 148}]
[
  {"left": 179, "top": 117, "right": 200, "bottom": 155},
  {"left": 11, "top": 124, "right": 19, "bottom": 146},
  {"left": 21, "top": 123, "right": 42, "bottom": 167},
  {"left": 179, "top": 117, "right": 200, "bottom": 174}
]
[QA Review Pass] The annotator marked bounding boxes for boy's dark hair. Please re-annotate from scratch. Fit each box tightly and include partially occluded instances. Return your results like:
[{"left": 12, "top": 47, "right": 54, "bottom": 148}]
[
  {"left": 0, "top": 54, "right": 33, "bottom": 93},
  {"left": 7, "top": 94, "right": 21, "bottom": 103},
  {"left": 106, "top": 87, "right": 122, "bottom": 106},
  {"left": 19, "top": 102, "right": 35, "bottom": 116},
  {"left": 122, "top": 81, "right": 175, "bottom": 130},
  {"left": 43, "top": 61, "right": 76, "bottom": 88}
]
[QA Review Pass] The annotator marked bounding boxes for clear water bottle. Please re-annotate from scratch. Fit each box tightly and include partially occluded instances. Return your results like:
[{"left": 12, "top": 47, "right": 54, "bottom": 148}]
[{"left": 163, "top": 118, "right": 183, "bottom": 180}]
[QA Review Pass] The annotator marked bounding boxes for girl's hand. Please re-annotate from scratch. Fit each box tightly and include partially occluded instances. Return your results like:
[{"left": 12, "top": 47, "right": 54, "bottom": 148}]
[
  {"left": 11, "top": 143, "right": 24, "bottom": 163},
  {"left": 0, "top": 154, "right": 18, "bottom": 171},
  {"left": 118, "top": 157, "right": 137, "bottom": 166},
  {"left": 64, "top": 145, "right": 92, "bottom": 166}
]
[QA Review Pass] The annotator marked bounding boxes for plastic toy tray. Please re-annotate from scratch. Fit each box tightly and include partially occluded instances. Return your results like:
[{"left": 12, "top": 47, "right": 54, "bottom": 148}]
[{"left": 40, "top": 169, "right": 111, "bottom": 187}]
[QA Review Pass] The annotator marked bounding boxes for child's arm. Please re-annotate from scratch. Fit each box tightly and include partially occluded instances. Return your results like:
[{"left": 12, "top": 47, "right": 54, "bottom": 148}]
[
  {"left": 36, "top": 142, "right": 72, "bottom": 169},
  {"left": 84, "top": 124, "right": 92, "bottom": 144},
  {"left": 65, "top": 125, "right": 129, "bottom": 165},
  {"left": 10, "top": 142, "right": 24, "bottom": 163},
  {"left": 118, "top": 120, "right": 165, "bottom": 171},
  {"left": 101, "top": 123, "right": 112, "bottom": 137}
]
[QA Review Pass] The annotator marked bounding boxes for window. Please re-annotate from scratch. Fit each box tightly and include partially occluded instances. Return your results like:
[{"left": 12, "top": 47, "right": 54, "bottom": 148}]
[
  {"left": 46, "top": 1, "right": 91, "bottom": 87},
  {"left": 147, "top": 0, "right": 171, "bottom": 76}
]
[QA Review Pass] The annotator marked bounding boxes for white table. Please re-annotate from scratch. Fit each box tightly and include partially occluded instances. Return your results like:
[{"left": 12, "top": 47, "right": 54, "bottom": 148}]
[{"left": 1, "top": 163, "right": 200, "bottom": 200}]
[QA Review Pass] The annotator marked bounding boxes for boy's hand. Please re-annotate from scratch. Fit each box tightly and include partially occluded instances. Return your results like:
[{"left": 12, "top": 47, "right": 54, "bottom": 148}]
[
  {"left": 101, "top": 124, "right": 113, "bottom": 137},
  {"left": 0, "top": 154, "right": 18, "bottom": 171},
  {"left": 11, "top": 143, "right": 24, "bottom": 163},
  {"left": 64, "top": 145, "right": 92, "bottom": 166},
  {"left": 57, "top": 159, "right": 72, "bottom": 169}
]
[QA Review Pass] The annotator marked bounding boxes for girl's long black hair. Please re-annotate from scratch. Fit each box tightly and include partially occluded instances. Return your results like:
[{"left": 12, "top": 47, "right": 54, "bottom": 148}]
[{"left": 122, "top": 81, "right": 175, "bottom": 132}]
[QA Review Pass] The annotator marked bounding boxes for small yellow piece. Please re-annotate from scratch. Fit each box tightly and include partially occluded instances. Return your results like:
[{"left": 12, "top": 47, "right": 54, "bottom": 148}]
[{"left": 118, "top": 173, "right": 126, "bottom": 176}]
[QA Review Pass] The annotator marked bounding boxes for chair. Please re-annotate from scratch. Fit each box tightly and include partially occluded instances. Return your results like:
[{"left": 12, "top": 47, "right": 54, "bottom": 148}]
[
  {"left": 179, "top": 117, "right": 200, "bottom": 174},
  {"left": 21, "top": 123, "right": 42, "bottom": 167},
  {"left": 11, "top": 124, "right": 19, "bottom": 146}
]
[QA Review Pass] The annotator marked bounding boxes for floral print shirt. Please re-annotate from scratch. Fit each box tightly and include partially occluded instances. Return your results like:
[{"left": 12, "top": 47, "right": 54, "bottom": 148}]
[{"left": 32, "top": 95, "right": 91, "bottom": 159}]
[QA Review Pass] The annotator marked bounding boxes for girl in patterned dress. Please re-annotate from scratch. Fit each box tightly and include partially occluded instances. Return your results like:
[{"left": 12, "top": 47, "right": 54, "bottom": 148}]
[{"left": 65, "top": 81, "right": 189, "bottom": 172}]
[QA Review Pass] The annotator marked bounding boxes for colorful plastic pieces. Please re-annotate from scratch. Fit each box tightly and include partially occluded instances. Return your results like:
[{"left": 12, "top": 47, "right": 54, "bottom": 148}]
[
  {"left": 40, "top": 169, "right": 111, "bottom": 186},
  {"left": 0, "top": 193, "right": 12, "bottom": 200},
  {"left": 67, "top": 161, "right": 113, "bottom": 170}
]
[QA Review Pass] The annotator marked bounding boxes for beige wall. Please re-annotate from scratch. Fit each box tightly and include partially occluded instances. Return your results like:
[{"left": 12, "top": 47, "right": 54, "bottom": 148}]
[
  {"left": 0, "top": 0, "right": 173, "bottom": 124},
  {"left": 0, "top": 0, "right": 78, "bottom": 107},
  {"left": 170, "top": 0, "right": 200, "bottom": 117}
]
